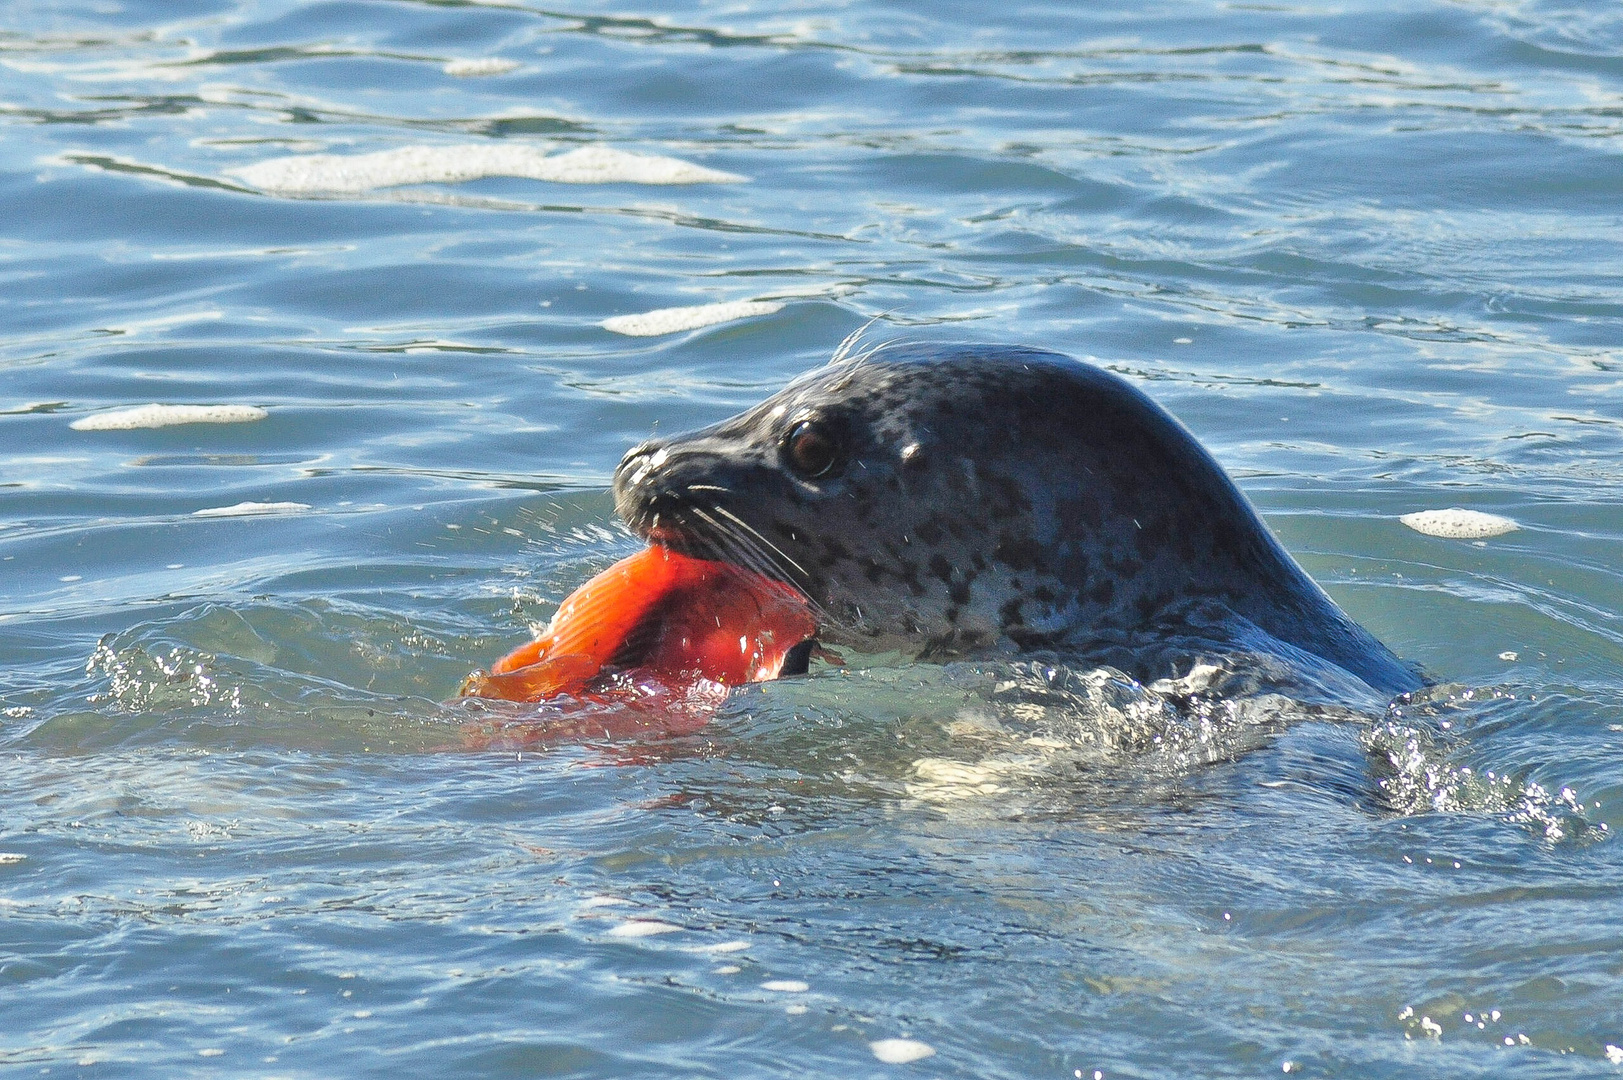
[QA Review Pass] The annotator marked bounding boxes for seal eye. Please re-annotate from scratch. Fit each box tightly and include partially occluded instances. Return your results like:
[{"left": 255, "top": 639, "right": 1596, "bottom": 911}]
[{"left": 783, "top": 420, "right": 841, "bottom": 479}]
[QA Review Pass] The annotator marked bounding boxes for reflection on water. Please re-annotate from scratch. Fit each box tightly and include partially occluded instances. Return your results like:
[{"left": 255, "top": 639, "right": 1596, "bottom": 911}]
[{"left": 2, "top": 0, "right": 1622, "bottom": 1076}]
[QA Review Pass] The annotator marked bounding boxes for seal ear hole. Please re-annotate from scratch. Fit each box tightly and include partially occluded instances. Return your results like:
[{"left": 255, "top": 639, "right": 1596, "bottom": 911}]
[{"left": 783, "top": 419, "right": 841, "bottom": 479}]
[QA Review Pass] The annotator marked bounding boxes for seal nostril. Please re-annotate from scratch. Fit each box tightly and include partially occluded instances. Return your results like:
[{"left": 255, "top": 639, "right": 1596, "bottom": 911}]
[
  {"left": 618, "top": 442, "right": 650, "bottom": 471},
  {"left": 616, "top": 443, "right": 669, "bottom": 489}
]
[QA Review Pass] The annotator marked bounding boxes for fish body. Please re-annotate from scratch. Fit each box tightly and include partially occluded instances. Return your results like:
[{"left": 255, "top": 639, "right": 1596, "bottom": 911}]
[{"left": 463, "top": 545, "right": 815, "bottom": 703}]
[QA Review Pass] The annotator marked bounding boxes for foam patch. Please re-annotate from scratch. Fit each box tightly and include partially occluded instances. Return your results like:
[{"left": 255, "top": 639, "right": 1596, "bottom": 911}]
[
  {"left": 905, "top": 757, "right": 1019, "bottom": 802},
  {"left": 1399, "top": 508, "right": 1519, "bottom": 539},
  {"left": 228, "top": 144, "right": 746, "bottom": 194},
  {"left": 869, "top": 1039, "right": 936, "bottom": 1064},
  {"left": 192, "top": 501, "right": 310, "bottom": 518},
  {"left": 71, "top": 404, "right": 267, "bottom": 431},
  {"left": 577, "top": 895, "right": 632, "bottom": 909},
  {"left": 688, "top": 940, "right": 751, "bottom": 953},
  {"left": 605, "top": 920, "right": 682, "bottom": 938},
  {"left": 602, "top": 300, "right": 783, "bottom": 337},
  {"left": 442, "top": 57, "right": 520, "bottom": 76}
]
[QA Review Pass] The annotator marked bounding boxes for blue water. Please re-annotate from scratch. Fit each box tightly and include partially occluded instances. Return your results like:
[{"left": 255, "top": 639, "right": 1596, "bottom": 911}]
[{"left": 3, "top": 0, "right": 1623, "bottom": 1075}]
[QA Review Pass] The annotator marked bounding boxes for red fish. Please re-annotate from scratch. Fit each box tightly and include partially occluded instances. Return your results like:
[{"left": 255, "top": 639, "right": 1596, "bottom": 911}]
[{"left": 461, "top": 546, "right": 816, "bottom": 704}]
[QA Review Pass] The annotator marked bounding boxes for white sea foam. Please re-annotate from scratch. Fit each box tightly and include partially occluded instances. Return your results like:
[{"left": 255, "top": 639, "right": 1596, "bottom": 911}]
[
  {"left": 760, "top": 979, "right": 809, "bottom": 993},
  {"left": 228, "top": 144, "right": 746, "bottom": 194},
  {"left": 443, "top": 57, "right": 520, "bottom": 76},
  {"left": 605, "top": 920, "right": 682, "bottom": 938},
  {"left": 684, "top": 939, "right": 751, "bottom": 953},
  {"left": 192, "top": 501, "right": 310, "bottom": 518},
  {"left": 869, "top": 1038, "right": 936, "bottom": 1064},
  {"left": 1399, "top": 508, "right": 1519, "bottom": 539},
  {"left": 904, "top": 757, "right": 1020, "bottom": 802},
  {"left": 70, "top": 404, "right": 267, "bottom": 431},
  {"left": 602, "top": 299, "right": 784, "bottom": 337}
]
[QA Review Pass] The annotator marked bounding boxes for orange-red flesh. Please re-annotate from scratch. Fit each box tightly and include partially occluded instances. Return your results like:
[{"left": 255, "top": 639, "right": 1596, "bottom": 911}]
[{"left": 461, "top": 546, "right": 816, "bottom": 704}]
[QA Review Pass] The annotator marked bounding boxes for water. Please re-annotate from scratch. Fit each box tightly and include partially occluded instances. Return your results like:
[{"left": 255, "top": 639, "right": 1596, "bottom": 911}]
[{"left": 2, "top": 0, "right": 1622, "bottom": 1075}]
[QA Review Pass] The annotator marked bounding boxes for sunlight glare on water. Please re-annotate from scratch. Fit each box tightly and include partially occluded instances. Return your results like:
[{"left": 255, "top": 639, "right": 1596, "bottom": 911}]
[{"left": 1, "top": 0, "right": 1622, "bottom": 1076}]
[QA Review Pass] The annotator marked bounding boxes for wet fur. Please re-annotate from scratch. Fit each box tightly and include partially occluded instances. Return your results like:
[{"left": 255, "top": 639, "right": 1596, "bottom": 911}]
[{"left": 612, "top": 342, "right": 1421, "bottom": 696}]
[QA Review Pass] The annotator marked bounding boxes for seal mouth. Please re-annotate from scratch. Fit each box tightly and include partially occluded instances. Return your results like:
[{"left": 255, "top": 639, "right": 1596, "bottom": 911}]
[
  {"left": 623, "top": 495, "right": 811, "bottom": 596},
  {"left": 634, "top": 530, "right": 827, "bottom": 677},
  {"left": 623, "top": 501, "right": 833, "bottom": 667},
  {"left": 640, "top": 520, "right": 699, "bottom": 551},
  {"left": 613, "top": 438, "right": 828, "bottom": 645}
]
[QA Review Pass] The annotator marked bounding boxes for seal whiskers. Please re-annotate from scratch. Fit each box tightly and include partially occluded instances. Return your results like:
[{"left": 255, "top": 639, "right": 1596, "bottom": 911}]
[{"left": 684, "top": 503, "right": 838, "bottom": 630}]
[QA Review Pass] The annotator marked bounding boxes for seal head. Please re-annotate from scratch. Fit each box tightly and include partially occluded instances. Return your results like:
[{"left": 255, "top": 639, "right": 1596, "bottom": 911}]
[{"left": 612, "top": 342, "right": 1420, "bottom": 696}]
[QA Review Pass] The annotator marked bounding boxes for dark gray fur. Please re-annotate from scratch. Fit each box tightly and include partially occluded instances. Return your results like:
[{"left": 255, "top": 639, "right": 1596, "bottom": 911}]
[{"left": 612, "top": 342, "right": 1421, "bottom": 696}]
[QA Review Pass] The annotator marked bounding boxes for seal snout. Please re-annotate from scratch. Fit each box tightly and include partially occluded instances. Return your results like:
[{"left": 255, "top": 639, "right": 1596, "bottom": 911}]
[
  {"left": 613, "top": 441, "right": 689, "bottom": 519},
  {"left": 614, "top": 440, "right": 664, "bottom": 490},
  {"left": 612, "top": 437, "right": 744, "bottom": 549},
  {"left": 612, "top": 440, "right": 679, "bottom": 539}
]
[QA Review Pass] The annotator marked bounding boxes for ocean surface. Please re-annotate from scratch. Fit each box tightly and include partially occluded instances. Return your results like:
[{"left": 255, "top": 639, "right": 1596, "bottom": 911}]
[{"left": 2, "top": 0, "right": 1622, "bottom": 1076}]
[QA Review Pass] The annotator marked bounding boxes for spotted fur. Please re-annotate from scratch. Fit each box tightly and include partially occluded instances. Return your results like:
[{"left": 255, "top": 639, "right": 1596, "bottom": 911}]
[{"left": 612, "top": 342, "right": 1421, "bottom": 695}]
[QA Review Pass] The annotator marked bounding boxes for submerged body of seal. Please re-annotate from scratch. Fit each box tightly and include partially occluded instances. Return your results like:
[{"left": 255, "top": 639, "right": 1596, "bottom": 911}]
[{"left": 612, "top": 342, "right": 1421, "bottom": 697}]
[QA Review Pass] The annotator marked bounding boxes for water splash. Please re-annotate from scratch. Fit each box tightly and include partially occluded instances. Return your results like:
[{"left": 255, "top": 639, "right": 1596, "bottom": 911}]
[{"left": 1368, "top": 684, "right": 1607, "bottom": 842}]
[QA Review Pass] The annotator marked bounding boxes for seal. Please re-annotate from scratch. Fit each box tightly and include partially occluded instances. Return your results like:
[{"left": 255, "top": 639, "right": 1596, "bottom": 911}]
[{"left": 611, "top": 341, "right": 1422, "bottom": 696}]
